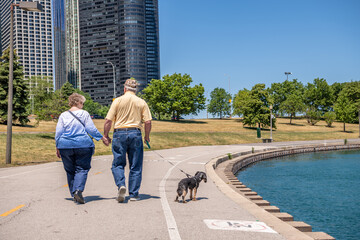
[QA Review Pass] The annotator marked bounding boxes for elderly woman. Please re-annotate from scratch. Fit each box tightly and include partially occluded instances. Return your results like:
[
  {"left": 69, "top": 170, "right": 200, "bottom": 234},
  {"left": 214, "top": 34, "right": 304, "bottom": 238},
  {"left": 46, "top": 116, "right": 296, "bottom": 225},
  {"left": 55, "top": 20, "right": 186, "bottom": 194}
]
[{"left": 55, "top": 93, "right": 108, "bottom": 204}]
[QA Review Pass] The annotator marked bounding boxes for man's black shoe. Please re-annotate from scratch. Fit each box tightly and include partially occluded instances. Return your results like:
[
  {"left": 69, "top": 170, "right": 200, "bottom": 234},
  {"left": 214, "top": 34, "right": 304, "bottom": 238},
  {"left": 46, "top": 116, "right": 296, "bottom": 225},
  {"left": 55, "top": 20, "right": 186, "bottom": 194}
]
[{"left": 73, "top": 190, "right": 85, "bottom": 204}]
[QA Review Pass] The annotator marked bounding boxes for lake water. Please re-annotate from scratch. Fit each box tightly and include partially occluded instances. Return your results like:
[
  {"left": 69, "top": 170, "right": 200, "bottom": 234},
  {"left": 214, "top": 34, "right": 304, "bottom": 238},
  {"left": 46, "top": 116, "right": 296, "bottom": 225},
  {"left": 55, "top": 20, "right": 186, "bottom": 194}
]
[{"left": 236, "top": 149, "right": 360, "bottom": 240}]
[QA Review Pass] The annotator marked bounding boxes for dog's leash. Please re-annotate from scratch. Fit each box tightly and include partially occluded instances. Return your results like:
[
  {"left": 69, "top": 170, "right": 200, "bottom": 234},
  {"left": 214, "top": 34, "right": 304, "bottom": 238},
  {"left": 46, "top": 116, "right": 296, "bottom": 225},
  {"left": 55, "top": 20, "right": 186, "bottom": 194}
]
[{"left": 145, "top": 141, "right": 192, "bottom": 178}]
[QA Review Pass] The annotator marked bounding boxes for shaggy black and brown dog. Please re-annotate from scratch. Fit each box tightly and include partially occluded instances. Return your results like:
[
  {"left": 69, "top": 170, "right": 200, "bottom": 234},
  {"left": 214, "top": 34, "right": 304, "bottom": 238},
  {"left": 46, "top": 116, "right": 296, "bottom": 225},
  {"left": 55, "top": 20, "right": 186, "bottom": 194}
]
[{"left": 175, "top": 171, "right": 207, "bottom": 203}]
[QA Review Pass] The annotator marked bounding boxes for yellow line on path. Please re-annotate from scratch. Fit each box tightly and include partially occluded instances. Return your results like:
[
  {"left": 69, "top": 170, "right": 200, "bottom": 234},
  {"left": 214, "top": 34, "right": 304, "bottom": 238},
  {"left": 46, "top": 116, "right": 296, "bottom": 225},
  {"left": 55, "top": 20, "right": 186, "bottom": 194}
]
[
  {"left": 62, "top": 184, "right": 68, "bottom": 187},
  {"left": 94, "top": 172, "right": 102, "bottom": 175},
  {"left": 1, "top": 205, "right": 25, "bottom": 217}
]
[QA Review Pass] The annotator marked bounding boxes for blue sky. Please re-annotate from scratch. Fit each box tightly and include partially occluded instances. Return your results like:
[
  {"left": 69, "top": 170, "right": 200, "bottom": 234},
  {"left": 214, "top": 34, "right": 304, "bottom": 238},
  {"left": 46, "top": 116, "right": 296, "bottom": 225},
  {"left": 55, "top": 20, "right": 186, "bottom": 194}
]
[{"left": 158, "top": 0, "right": 360, "bottom": 102}]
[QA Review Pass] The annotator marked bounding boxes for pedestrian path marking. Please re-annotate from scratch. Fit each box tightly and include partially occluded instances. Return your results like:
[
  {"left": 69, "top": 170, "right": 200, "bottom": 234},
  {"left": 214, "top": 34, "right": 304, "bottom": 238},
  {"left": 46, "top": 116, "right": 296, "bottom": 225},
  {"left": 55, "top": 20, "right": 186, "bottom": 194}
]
[
  {"left": 204, "top": 219, "right": 277, "bottom": 233},
  {"left": 94, "top": 172, "right": 102, "bottom": 175},
  {"left": 187, "top": 162, "right": 205, "bottom": 165},
  {"left": 62, "top": 184, "right": 68, "bottom": 187},
  {"left": 159, "top": 153, "right": 207, "bottom": 240},
  {"left": 1, "top": 205, "right": 25, "bottom": 217}
]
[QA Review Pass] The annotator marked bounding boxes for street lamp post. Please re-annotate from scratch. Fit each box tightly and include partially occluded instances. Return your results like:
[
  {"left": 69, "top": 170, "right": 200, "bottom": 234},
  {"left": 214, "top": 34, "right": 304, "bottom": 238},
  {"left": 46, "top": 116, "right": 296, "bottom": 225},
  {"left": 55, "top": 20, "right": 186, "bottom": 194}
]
[
  {"left": 225, "top": 74, "right": 231, "bottom": 118},
  {"left": 270, "top": 105, "right": 273, "bottom": 141},
  {"left": 6, "top": 1, "right": 42, "bottom": 164},
  {"left": 106, "top": 61, "right": 116, "bottom": 99},
  {"left": 284, "top": 72, "right": 292, "bottom": 81}
]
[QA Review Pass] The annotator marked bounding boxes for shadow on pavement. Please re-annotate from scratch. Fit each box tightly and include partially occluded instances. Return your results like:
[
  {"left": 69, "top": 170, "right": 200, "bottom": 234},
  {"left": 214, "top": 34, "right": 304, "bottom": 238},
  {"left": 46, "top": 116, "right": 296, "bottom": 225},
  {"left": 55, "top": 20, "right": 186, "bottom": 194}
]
[
  {"left": 65, "top": 196, "right": 114, "bottom": 203},
  {"left": 137, "top": 193, "right": 160, "bottom": 201}
]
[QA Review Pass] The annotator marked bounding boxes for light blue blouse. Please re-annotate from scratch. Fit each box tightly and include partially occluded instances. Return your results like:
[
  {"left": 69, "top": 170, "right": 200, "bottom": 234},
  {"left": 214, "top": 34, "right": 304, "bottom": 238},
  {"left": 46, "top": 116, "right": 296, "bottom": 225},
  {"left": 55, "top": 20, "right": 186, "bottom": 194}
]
[{"left": 55, "top": 110, "right": 103, "bottom": 149}]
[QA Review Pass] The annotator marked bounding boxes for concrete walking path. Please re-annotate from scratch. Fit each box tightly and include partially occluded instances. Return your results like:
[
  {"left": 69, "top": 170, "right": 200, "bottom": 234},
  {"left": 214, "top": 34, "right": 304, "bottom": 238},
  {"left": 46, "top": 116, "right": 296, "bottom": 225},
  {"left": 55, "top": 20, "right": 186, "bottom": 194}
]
[{"left": 0, "top": 139, "right": 358, "bottom": 239}]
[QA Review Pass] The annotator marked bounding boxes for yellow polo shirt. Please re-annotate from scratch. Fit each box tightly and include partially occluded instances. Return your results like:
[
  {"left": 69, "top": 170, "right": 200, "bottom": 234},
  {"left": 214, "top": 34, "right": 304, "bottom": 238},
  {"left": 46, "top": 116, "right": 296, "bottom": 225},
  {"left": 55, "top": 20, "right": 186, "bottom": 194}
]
[{"left": 106, "top": 91, "right": 152, "bottom": 129}]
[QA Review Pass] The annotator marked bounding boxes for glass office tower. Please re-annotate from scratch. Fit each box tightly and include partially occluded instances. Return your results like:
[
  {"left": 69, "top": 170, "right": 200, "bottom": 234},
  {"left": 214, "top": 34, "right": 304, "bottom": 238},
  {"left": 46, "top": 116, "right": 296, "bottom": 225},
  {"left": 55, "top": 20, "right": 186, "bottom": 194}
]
[
  {"left": 53, "top": 0, "right": 66, "bottom": 90},
  {"left": 0, "top": 0, "right": 53, "bottom": 81},
  {"left": 53, "top": 0, "right": 81, "bottom": 90},
  {"left": 79, "top": 0, "right": 160, "bottom": 105},
  {"left": 53, "top": 0, "right": 159, "bottom": 105}
]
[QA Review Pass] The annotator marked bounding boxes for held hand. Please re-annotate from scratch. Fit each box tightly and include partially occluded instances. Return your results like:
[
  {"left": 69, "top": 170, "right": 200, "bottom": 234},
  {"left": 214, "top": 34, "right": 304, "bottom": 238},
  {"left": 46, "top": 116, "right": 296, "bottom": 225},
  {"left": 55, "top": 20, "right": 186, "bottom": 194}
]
[
  {"left": 102, "top": 136, "right": 110, "bottom": 146},
  {"left": 56, "top": 148, "right": 61, "bottom": 158}
]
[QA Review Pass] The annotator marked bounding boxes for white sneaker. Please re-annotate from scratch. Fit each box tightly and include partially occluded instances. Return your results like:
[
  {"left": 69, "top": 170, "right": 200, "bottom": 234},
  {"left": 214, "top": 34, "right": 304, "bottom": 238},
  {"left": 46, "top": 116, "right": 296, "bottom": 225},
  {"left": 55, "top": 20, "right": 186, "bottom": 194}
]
[
  {"left": 116, "top": 186, "right": 126, "bottom": 203},
  {"left": 130, "top": 196, "right": 140, "bottom": 201}
]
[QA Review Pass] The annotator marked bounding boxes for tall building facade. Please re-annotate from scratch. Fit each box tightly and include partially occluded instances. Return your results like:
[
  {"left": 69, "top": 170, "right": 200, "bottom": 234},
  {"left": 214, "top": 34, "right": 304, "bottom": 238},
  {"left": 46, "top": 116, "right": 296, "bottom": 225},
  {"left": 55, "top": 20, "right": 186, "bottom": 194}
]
[
  {"left": 52, "top": 0, "right": 66, "bottom": 90},
  {"left": 0, "top": 0, "right": 53, "bottom": 81},
  {"left": 53, "top": 0, "right": 80, "bottom": 90},
  {"left": 78, "top": 0, "right": 160, "bottom": 105}
]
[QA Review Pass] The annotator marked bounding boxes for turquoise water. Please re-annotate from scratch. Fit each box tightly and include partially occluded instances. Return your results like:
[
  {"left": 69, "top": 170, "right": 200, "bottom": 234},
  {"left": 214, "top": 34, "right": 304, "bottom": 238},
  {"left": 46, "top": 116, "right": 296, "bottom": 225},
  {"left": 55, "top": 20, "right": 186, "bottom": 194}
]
[{"left": 236, "top": 150, "right": 360, "bottom": 240}]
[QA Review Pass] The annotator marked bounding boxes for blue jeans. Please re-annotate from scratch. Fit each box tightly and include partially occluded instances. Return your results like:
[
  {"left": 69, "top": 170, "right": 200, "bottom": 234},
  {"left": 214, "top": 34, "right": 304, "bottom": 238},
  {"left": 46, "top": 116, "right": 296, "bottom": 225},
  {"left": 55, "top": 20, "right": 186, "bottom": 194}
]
[
  {"left": 59, "top": 147, "right": 93, "bottom": 196},
  {"left": 111, "top": 129, "right": 143, "bottom": 198}
]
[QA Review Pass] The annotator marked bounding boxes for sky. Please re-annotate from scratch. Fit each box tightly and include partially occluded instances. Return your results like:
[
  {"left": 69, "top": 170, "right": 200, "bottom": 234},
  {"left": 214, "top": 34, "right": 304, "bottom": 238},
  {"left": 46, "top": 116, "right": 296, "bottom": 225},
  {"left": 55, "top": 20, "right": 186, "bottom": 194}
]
[{"left": 158, "top": 0, "right": 360, "bottom": 118}]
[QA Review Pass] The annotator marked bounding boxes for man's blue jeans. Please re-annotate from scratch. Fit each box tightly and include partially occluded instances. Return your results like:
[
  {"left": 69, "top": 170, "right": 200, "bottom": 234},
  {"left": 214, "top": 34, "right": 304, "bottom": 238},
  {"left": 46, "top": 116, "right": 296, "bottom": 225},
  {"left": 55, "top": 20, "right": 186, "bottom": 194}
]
[
  {"left": 111, "top": 129, "right": 143, "bottom": 198},
  {"left": 59, "top": 147, "right": 93, "bottom": 196}
]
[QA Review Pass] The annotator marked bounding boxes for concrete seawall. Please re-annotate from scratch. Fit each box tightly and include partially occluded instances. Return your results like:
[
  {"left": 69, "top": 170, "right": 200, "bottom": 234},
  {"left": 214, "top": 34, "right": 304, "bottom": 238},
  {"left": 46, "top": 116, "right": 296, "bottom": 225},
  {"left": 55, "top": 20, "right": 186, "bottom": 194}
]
[{"left": 208, "top": 143, "right": 360, "bottom": 240}]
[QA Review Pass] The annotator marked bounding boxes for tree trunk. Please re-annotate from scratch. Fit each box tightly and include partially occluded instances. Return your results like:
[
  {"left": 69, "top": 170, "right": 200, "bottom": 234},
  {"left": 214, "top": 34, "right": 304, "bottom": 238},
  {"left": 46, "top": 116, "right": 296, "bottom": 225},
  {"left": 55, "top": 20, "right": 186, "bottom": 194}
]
[
  {"left": 290, "top": 114, "right": 293, "bottom": 124},
  {"left": 343, "top": 122, "right": 346, "bottom": 132}
]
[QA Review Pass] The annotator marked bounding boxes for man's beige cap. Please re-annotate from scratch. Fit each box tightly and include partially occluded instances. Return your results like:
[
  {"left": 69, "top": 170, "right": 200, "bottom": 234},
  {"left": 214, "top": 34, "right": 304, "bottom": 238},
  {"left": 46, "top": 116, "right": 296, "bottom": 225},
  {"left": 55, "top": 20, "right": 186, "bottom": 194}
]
[{"left": 124, "top": 79, "right": 140, "bottom": 91}]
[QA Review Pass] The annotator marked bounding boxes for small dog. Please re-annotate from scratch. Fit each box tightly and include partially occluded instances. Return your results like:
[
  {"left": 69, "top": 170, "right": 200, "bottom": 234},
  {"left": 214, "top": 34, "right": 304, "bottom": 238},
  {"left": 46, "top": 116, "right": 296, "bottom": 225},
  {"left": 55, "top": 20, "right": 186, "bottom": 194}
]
[{"left": 175, "top": 171, "right": 207, "bottom": 203}]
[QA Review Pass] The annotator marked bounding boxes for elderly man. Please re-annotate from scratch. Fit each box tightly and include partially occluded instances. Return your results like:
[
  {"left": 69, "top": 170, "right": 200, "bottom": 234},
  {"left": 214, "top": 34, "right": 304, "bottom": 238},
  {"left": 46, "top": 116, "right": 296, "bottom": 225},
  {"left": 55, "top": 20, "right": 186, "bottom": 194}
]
[{"left": 104, "top": 79, "right": 152, "bottom": 202}]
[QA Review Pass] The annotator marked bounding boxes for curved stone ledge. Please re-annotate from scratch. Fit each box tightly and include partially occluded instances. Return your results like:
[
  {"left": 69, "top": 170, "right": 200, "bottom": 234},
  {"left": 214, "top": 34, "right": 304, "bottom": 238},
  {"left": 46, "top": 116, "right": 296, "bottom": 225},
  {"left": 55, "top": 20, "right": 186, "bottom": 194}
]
[{"left": 209, "top": 144, "right": 360, "bottom": 240}]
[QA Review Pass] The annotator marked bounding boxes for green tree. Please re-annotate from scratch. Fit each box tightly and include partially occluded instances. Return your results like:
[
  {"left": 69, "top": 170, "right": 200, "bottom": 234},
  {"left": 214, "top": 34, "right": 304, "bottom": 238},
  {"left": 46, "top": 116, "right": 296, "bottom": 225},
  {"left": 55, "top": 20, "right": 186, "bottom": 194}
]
[
  {"left": 331, "top": 82, "right": 345, "bottom": 103},
  {"left": 141, "top": 79, "right": 168, "bottom": 120},
  {"left": 304, "top": 78, "right": 334, "bottom": 113},
  {"left": 165, "top": 73, "right": 205, "bottom": 120},
  {"left": 269, "top": 79, "right": 304, "bottom": 116},
  {"left": 334, "top": 81, "right": 360, "bottom": 132},
  {"left": 334, "top": 93, "right": 356, "bottom": 132},
  {"left": 323, "top": 111, "right": 336, "bottom": 127},
  {"left": 35, "top": 90, "right": 68, "bottom": 121},
  {"left": 305, "top": 108, "right": 322, "bottom": 126},
  {"left": 142, "top": 73, "right": 206, "bottom": 120},
  {"left": 26, "top": 75, "right": 53, "bottom": 115},
  {"left": 0, "top": 48, "right": 29, "bottom": 125},
  {"left": 279, "top": 92, "right": 305, "bottom": 124},
  {"left": 232, "top": 89, "right": 250, "bottom": 117},
  {"left": 207, "top": 87, "right": 231, "bottom": 119},
  {"left": 235, "top": 84, "right": 275, "bottom": 129}
]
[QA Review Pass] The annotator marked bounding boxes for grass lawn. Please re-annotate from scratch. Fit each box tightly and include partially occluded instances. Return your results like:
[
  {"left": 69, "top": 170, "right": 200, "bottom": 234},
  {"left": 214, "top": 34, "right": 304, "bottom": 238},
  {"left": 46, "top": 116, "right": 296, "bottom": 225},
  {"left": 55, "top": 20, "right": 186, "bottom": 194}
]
[{"left": 0, "top": 118, "right": 359, "bottom": 167}]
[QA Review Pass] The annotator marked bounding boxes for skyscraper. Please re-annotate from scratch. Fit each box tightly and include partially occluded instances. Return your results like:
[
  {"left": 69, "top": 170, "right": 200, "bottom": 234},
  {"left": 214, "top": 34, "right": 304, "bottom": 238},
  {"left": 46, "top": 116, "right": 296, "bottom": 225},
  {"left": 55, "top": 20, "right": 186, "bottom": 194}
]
[
  {"left": 78, "top": 0, "right": 160, "bottom": 105},
  {"left": 53, "top": 0, "right": 80, "bottom": 90},
  {"left": 53, "top": 0, "right": 66, "bottom": 90},
  {"left": 0, "top": 0, "right": 53, "bottom": 81}
]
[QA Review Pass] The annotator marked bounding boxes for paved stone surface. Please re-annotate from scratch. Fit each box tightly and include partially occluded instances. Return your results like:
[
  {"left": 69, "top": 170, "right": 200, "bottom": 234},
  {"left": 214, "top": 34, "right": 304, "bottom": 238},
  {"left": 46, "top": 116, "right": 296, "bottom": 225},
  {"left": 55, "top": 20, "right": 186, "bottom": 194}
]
[{"left": 0, "top": 139, "right": 358, "bottom": 239}]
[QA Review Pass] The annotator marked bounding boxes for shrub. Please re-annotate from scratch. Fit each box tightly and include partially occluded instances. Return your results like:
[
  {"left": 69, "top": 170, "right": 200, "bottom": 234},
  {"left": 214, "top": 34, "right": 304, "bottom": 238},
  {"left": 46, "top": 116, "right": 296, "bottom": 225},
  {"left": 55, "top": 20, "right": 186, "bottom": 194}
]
[{"left": 323, "top": 111, "right": 336, "bottom": 127}]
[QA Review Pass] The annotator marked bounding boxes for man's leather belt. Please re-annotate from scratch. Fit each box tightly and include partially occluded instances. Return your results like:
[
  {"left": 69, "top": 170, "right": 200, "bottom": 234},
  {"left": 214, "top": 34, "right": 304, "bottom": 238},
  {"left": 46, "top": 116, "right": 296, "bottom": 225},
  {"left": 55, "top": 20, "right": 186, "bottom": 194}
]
[{"left": 114, "top": 128, "right": 140, "bottom": 132}]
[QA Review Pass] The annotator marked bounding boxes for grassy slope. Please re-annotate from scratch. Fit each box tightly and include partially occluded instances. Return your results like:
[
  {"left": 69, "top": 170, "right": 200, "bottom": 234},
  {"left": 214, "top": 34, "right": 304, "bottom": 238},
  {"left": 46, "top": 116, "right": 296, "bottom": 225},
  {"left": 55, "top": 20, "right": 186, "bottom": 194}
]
[{"left": 0, "top": 118, "right": 359, "bottom": 167}]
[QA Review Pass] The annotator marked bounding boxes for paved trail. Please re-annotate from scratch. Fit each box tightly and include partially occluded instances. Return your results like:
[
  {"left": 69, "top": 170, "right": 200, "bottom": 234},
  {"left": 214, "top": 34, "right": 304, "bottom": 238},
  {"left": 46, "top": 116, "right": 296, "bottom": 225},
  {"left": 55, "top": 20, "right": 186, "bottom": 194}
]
[{"left": 1, "top": 140, "right": 355, "bottom": 240}]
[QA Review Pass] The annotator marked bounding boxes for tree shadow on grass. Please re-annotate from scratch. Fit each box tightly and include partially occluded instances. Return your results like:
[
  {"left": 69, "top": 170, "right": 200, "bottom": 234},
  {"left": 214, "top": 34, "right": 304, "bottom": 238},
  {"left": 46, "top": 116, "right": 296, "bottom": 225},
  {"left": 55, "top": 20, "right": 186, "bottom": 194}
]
[
  {"left": 279, "top": 122, "right": 305, "bottom": 127},
  {"left": 158, "top": 120, "right": 208, "bottom": 124},
  {"left": 243, "top": 126, "right": 276, "bottom": 132},
  {"left": 337, "top": 130, "right": 354, "bottom": 133},
  {"left": 39, "top": 134, "right": 55, "bottom": 139},
  {"left": 0, "top": 122, "right": 36, "bottom": 128}
]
